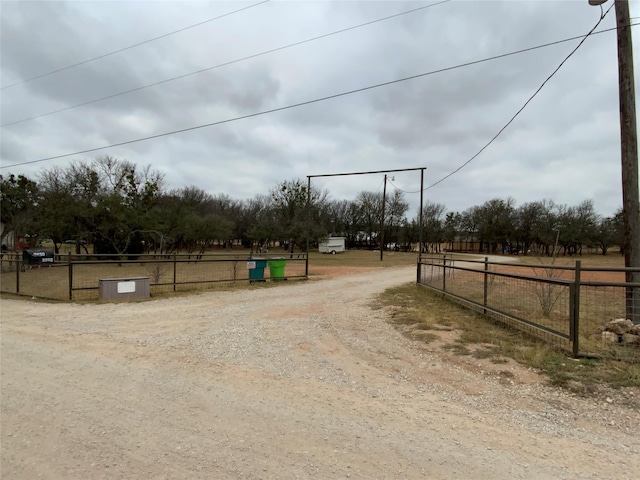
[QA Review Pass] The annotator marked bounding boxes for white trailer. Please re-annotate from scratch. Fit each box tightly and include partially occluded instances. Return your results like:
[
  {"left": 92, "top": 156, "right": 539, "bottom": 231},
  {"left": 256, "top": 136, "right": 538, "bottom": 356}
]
[{"left": 318, "top": 237, "right": 346, "bottom": 254}]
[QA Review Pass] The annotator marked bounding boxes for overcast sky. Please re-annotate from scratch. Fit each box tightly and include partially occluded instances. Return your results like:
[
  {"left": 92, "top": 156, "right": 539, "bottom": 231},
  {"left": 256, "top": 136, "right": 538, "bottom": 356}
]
[{"left": 1, "top": 0, "right": 638, "bottom": 218}]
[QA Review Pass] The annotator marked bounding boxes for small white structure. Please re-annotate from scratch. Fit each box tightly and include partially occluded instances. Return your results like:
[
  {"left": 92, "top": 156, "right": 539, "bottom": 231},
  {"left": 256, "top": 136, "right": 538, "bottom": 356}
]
[
  {"left": 99, "top": 277, "right": 150, "bottom": 301},
  {"left": 318, "top": 237, "right": 346, "bottom": 254}
]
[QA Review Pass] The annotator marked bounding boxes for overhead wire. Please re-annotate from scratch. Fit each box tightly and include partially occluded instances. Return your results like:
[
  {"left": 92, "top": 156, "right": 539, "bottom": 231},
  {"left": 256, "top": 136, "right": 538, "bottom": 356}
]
[
  {"left": 375, "top": 178, "right": 385, "bottom": 194},
  {"left": 2, "top": 0, "right": 450, "bottom": 128},
  {"left": 1, "top": 0, "right": 271, "bottom": 90},
  {"left": 424, "top": 2, "right": 615, "bottom": 190},
  {"left": 3, "top": 17, "right": 634, "bottom": 171},
  {"left": 388, "top": 178, "right": 423, "bottom": 195}
]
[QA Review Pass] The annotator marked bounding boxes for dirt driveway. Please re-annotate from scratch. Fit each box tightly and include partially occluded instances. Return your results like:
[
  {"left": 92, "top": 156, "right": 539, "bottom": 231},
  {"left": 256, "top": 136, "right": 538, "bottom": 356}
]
[{"left": 1, "top": 266, "right": 638, "bottom": 479}]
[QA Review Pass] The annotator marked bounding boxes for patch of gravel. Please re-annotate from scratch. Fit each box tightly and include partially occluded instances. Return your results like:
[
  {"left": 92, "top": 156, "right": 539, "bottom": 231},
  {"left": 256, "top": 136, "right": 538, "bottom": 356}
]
[{"left": 2, "top": 266, "right": 639, "bottom": 479}]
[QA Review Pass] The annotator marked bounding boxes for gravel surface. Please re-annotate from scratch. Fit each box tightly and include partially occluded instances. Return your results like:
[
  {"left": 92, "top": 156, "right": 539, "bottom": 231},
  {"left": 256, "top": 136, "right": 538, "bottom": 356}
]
[{"left": 1, "top": 266, "right": 639, "bottom": 479}]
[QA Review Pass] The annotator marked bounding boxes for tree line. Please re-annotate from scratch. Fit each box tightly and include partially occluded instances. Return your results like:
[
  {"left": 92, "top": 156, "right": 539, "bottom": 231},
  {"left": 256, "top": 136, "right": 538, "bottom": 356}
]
[{"left": 0, "top": 156, "right": 625, "bottom": 256}]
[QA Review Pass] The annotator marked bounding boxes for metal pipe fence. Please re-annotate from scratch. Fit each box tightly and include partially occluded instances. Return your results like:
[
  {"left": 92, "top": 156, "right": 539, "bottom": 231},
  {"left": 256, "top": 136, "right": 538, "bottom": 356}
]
[
  {"left": 0, "top": 252, "right": 308, "bottom": 301},
  {"left": 417, "top": 254, "right": 640, "bottom": 360}
]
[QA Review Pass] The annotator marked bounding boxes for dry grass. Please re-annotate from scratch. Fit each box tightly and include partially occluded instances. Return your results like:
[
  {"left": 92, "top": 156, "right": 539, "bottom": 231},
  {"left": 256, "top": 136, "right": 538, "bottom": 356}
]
[
  {"left": 309, "top": 249, "right": 417, "bottom": 268},
  {"left": 421, "top": 254, "right": 638, "bottom": 362},
  {"left": 514, "top": 253, "right": 625, "bottom": 268},
  {"left": 377, "top": 283, "right": 640, "bottom": 394},
  {"left": 0, "top": 248, "right": 417, "bottom": 301},
  {"left": 0, "top": 251, "right": 309, "bottom": 301}
]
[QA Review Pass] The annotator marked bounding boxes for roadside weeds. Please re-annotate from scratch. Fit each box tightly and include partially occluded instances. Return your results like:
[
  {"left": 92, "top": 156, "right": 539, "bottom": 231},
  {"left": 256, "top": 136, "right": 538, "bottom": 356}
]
[{"left": 376, "top": 283, "right": 640, "bottom": 407}]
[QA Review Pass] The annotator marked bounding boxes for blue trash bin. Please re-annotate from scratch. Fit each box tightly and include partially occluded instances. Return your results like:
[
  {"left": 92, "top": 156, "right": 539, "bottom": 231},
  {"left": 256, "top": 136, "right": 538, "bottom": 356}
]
[{"left": 248, "top": 258, "right": 267, "bottom": 282}]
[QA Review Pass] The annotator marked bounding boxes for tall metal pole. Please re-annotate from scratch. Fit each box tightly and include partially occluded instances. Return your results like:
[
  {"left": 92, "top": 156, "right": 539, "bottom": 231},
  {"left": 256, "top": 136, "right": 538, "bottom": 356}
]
[
  {"left": 419, "top": 168, "right": 424, "bottom": 257},
  {"left": 613, "top": 0, "right": 639, "bottom": 323},
  {"left": 380, "top": 174, "right": 387, "bottom": 261},
  {"left": 307, "top": 166, "right": 426, "bottom": 261},
  {"left": 305, "top": 176, "right": 311, "bottom": 277}
]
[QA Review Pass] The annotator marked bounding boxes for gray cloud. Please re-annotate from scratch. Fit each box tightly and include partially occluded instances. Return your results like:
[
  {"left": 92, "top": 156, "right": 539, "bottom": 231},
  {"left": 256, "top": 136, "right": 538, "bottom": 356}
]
[{"left": 1, "top": 0, "right": 636, "bottom": 219}]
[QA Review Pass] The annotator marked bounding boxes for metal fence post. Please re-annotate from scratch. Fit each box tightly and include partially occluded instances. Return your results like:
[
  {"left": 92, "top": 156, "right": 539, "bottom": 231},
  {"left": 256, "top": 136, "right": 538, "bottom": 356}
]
[
  {"left": 569, "top": 283, "right": 576, "bottom": 356},
  {"left": 15, "top": 252, "right": 20, "bottom": 294},
  {"left": 68, "top": 252, "right": 73, "bottom": 300},
  {"left": 483, "top": 256, "right": 489, "bottom": 314},
  {"left": 572, "top": 260, "right": 582, "bottom": 358},
  {"left": 416, "top": 257, "right": 421, "bottom": 284},
  {"left": 173, "top": 253, "right": 177, "bottom": 292},
  {"left": 442, "top": 256, "right": 447, "bottom": 292}
]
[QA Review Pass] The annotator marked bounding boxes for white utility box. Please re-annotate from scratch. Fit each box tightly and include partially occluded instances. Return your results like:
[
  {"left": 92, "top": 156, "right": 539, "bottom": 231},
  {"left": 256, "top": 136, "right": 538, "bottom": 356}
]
[{"left": 99, "top": 276, "right": 150, "bottom": 301}]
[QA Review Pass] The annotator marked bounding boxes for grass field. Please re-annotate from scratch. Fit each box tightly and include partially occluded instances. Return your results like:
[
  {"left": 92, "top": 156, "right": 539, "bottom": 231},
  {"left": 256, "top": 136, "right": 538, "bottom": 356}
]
[
  {"left": 0, "top": 249, "right": 629, "bottom": 302},
  {"left": 0, "top": 248, "right": 419, "bottom": 301}
]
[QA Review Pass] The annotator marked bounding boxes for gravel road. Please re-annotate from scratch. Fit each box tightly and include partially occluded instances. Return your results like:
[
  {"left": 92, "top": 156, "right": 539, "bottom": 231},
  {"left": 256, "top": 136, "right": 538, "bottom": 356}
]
[{"left": 1, "top": 266, "right": 639, "bottom": 479}]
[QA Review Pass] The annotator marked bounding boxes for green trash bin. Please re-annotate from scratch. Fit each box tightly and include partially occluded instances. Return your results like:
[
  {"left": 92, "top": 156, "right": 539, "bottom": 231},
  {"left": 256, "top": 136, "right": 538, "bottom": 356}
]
[
  {"left": 268, "top": 258, "right": 286, "bottom": 280},
  {"left": 248, "top": 258, "right": 267, "bottom": 282}
]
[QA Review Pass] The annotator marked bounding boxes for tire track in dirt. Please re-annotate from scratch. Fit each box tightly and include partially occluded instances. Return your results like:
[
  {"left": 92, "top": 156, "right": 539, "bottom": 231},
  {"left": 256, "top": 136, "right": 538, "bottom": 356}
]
[{"left": 2, "top": 266, "right": 639, "bottom": 479}]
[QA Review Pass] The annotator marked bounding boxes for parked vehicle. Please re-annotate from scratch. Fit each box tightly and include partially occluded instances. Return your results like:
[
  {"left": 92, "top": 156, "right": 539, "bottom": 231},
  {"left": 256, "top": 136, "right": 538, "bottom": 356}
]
[{"left": 318, "top": 237, "right": 346, "bottom": 254}]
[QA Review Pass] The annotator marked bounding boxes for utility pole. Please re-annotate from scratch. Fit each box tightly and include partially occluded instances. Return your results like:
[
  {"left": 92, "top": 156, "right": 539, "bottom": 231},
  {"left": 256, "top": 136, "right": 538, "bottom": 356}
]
[
  {"left": 380, "top": 174, "right": 387, "bottom": 262},
  {"left": 589, "top": 0, "right": 639, "bottom": 323},
  {"left": 613, "top": 0, "right": 639, "bottom": 324}
]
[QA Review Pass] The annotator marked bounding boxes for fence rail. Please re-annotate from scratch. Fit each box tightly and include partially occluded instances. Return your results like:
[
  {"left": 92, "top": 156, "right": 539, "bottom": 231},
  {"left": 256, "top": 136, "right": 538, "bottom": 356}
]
[
  {"left": 0, "top": 252, "right": 308, "bottom": 301},
  {"left": 417, "top": 254, "right": 640, "bottom": 360}
]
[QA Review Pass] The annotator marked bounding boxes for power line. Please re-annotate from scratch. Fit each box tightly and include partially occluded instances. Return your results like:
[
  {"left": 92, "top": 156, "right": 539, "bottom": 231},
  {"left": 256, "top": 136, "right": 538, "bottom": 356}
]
[
  {"left": 2, "top": 0, "right": 450, "bottom": 128},
  {"left": 424, "top": 3, "right": 616, "bottom": 191},
  {"left": 388, "top": 178, "right": 423, "bottom": 194},
  {"left": 1, "top": 0, "right": 270, "bottom": 90},
  {"left": 3, "top": 17, "right": 633, "bottom": 171}
]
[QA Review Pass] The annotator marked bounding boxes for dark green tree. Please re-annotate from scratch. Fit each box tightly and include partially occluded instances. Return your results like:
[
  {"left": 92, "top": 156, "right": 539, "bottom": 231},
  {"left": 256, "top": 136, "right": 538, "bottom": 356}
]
[
  {"left": 36, "top": 167, "right": 83, "bottom": 254},
  {"left": 0, "top": 173, "right": 40, "bottom": 248},
  {"left": 420, "top": 201, "right": 446, "bottom": 253},
  {"left": 355, "top": 191, "right": 382, "bottom": 249},
  {"left": 556, "top": 200, "right": 599, "bottom": 256},
  {"left": 514, "top": 201, "right": 545, "bottom": 256},
  {"left": 595, "top": 214, "right": 621, "bottom": 256},
  {"left": 442, "top": 212, "right": 461, "bottom": 252},
  {"left": 270, "top": 179, "right": 326, "bottom": 253},
  {"left": 384, "top": 190, "right": 409, "bottom": 249},
  {"left": 476, "top": 198, "right": 516, "bottom": 254}
]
